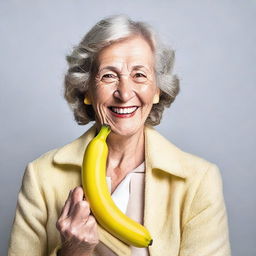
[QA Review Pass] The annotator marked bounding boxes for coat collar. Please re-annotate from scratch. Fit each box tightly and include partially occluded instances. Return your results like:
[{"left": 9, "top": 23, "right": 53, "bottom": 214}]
[{"left": 53, "top": 123, "right": 187, "bottom": 179}]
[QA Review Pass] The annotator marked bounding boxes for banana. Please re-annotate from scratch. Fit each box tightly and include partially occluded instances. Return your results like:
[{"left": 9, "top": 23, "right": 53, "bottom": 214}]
[{"left": 81, "top": 124, "right": 153, "bottom": 247}]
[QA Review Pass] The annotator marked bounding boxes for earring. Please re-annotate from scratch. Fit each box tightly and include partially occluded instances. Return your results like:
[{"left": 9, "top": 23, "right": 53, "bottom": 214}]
[
  {"left": 153, "top": 94, "right": 159, "bottom": 104},
  {"left": 84, "top": 97, "right": 92, "bottom": 105}
]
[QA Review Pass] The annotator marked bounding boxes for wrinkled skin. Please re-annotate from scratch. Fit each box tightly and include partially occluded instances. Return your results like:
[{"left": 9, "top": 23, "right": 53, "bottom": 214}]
[
  {"left": 88, "top": 36, "right": 159, "bottom": 138},
  {"left": 57, "top": 36, "right": 159, "bottom": 255},
  {"left": 56, "top": 187, "right": 99, "bottom": 256}
]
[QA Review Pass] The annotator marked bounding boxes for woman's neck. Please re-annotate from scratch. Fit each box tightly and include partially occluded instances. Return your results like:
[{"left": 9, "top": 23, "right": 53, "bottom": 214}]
[{"left": 105, "top": 127, "right": 145, "bottom": 177}]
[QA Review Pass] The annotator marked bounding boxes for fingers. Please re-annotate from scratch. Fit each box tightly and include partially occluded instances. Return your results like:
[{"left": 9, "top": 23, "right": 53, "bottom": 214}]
[
  {"left": 58, "top": 186, "right": 86, "bottom": 225},
  {"left": 59, "top": 189, "right": 73, "bottom": 220},
  {"left": 86, "top": 215, "right": 99, "bottom": 236},
  {"left": 71, "top": 200, "right": 91, "bottom": 226},
  {"left": 80, "top": 215, "right": 99, "bottom": 244},
  {"left": 60, "top": 186, "right": 91, "bottom": 225},
  {"left": 68, "top": 186, "right": 84, "bottom": 216},
  {"left": 56, "top": 186, "right": 99, "bottom": 254}
]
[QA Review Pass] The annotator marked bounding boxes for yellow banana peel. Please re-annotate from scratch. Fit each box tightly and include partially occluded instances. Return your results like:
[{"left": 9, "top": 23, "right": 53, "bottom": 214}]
[{"left": 81, "top": 124, "right": 153, "bottom": 247}]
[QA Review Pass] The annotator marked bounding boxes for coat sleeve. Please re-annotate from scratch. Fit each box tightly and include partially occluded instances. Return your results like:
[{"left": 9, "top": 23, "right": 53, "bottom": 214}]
[
  {"left": 8, "top": 162, "right": 60, "bottom": 256},
  {"left": 179, "top": 164, "right": 231, "bottom": 256}
]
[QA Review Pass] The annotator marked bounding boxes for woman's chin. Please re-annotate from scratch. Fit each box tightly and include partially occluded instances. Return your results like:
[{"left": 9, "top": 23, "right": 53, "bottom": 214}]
[
  {"left": 95, "top": 116, "right": 145, "bottom": 137},
  {"left": 110, "top": 124, "right": 144, "bottom": 137}
]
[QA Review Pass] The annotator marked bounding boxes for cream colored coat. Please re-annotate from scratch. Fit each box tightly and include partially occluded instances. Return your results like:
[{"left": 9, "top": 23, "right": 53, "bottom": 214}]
[{"left": 8, "top": 124, "right": 231, "bottom": 256}]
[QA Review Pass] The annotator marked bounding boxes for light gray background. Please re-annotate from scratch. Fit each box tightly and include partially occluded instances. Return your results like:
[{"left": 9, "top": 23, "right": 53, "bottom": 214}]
[{"left": 1, "top": 0, "right": 255, "bottom": 255}]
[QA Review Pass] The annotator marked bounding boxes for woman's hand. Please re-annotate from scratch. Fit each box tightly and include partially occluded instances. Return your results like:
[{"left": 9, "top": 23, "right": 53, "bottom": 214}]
[{"left": 56, "top": 186, "right": 99, "bottom": 256}]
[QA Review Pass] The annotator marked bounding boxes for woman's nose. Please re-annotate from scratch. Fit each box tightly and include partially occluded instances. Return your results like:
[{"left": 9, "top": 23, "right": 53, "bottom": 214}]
[{"left": 113, "top": 76, "right": 135, "bottom": 102}]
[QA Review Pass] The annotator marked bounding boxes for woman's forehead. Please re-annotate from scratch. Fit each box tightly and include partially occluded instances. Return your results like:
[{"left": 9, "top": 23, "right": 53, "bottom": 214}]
[
  {"left": 98, "top": 63, "right": 154, "bottom": 73},
  {"left": 96, "top": 36, "right": 154, "bottom": 69}
]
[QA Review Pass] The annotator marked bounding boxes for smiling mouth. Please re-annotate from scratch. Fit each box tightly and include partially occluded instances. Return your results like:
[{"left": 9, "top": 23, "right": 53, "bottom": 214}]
[{"left": 108, "top": 106, "right": 138, "bottom": 116}]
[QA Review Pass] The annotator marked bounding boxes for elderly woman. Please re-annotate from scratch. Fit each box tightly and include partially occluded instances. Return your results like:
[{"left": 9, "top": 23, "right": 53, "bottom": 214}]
[{"left": 8, "top": 15, "right": 231, "bottom": 256}]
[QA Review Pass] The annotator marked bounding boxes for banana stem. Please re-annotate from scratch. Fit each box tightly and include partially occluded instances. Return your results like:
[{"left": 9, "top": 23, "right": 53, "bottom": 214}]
[{"left": 96, "top": 124, "right": 111, "bottom": 140}]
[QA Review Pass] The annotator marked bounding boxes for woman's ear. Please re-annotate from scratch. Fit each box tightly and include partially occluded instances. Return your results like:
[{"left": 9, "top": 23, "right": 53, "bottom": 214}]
[{"left": 153, "top": 88, "right": 160, "bottom": 104}]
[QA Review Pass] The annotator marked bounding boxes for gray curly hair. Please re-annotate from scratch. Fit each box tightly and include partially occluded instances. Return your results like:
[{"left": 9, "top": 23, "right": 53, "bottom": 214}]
[{"left": 64, "top": 15, "right": 180, "bottom": 126}]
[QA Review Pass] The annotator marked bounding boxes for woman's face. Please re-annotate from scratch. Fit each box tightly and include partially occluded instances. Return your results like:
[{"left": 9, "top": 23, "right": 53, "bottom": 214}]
[{"left": 88, "top": 36, "right": 159, "bottom": 137}]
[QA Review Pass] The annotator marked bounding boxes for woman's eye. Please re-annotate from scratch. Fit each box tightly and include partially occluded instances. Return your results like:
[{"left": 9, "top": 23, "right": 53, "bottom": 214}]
[
  {"left": 133, "top": 72, "right": 147, "bottom": 82},
  {"left": 101, "top": 73, "right": 118, "bottom": 82},
  {"left": 102, "top": 74, "right": 116, "bottom": 78},
  {"left": 135, "top": 73, "right": 146, "bottom": 78}
]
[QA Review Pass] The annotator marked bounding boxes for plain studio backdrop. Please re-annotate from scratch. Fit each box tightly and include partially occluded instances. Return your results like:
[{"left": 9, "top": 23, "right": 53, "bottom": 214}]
[{"left": 1, "top": 0, "right": 255, "bottom": 255}]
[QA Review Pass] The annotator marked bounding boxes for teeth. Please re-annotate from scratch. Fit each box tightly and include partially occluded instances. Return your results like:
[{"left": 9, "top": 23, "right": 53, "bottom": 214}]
[{"left": 111, "top": 107, "right": 137, "bottom": 114}]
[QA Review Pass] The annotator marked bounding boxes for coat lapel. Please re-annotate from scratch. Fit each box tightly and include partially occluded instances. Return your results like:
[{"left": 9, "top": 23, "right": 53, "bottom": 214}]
[
  {"left": 53, "top": 124, "right": 187, "bottom": 256},
  {"left": 143, "top": 125, "right": 187, "bottom": 255}
]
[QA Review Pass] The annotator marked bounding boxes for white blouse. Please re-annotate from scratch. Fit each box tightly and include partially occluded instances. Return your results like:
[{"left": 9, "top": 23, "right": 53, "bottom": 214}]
[{"left": 94, "top": 162, "right": 149, "bottom": 256}]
